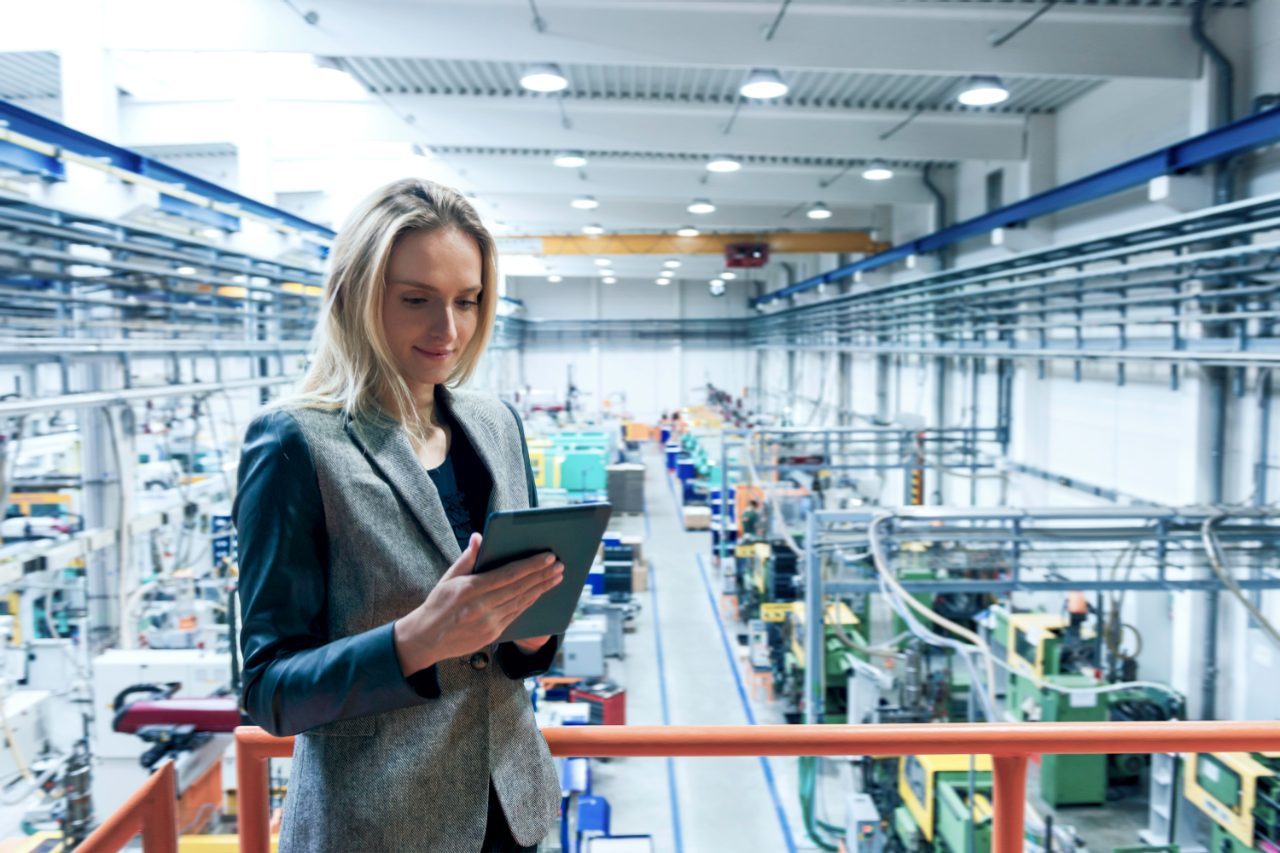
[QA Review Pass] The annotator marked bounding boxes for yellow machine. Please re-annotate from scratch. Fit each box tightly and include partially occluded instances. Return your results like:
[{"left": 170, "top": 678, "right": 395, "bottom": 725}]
[
  {"left": 786, "top": 602, "right": 860, "bottom": 668},
  {"left": 0, "top": 832, "right": 66, "bottom": 852},
  {"left": 1184, "top": 752, "right": 1280, "bottom": 846},
  {"left": 899, "top": 754, "right": 994, "bottom": 842},
  {"left": 1006, "top": 612, "right": 1072, "bottom": 679},
  {"left": 526, "top": 438, "right": 555, "bottom": 488},
  {"left": 6, "top": 491, "right": 75, "bottom": 519}
]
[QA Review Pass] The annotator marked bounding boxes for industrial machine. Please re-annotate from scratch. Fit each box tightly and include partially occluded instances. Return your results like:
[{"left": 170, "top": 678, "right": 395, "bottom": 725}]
[{"left": 1185, "top": 752, "right": 1280, "bottom": 853}]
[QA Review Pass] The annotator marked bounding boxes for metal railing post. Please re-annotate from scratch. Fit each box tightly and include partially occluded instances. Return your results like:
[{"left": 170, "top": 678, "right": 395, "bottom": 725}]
[
  {"left": 76, "top": 760, "right": 177, "bottom": 853},
  {"left": 992, "top": 755, "right": 1029, "bottom": 853}
]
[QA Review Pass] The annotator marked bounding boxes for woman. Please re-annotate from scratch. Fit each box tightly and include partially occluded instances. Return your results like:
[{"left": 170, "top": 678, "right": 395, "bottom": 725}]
[{"left": 234, "top": 178, "right": 564, "bottom": 852}]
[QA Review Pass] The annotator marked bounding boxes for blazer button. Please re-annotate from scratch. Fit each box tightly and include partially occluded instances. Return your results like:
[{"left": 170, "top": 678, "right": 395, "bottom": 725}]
[{"left": 469, "top": 652, "right": 490, "bottom": 671}]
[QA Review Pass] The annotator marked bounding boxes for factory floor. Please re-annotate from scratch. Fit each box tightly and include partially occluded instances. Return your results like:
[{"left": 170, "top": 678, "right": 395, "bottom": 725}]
[
  {"left": 580, "top": 444, "right": 1160, "bottom": 853},
  {"left": 586, "top": 445, "right": 814, "bottom": 851}
]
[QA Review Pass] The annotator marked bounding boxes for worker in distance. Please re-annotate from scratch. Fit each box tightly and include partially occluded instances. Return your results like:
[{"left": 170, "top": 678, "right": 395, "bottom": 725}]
[{"left": 234, "top": 178, "right": 562, "bottom": 852}]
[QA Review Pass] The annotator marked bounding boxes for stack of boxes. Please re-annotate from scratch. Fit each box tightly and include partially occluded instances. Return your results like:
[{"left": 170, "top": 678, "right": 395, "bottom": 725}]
[{"left": 606, "top": 463, "right": 646, "bottom": 513}]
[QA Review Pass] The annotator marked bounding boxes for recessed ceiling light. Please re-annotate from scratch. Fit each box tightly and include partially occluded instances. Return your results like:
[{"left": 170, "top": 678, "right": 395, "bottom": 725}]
[
  {"left": 554, "top": 150, "right": 587, "bottom": 168},
  {"left": 806, "top": 202, "right": 833, "bottom": 220},
  {"left": 594, "top": 258, "right": 612, "bottom": 266},
  {"left": 676, "top": 226, "right": 700, "bottom": 237},
  {"left": 663, "top": 260, "right": 681, "bottom": 269},
  {"left": 603, "top": 276, "right": 617, "bottom": 284},
  {"left": 739, "top": 68, "right": 788, "bottom": 100},
  {"left": 520, "top": 63, "right": 568, "bottom": 93},
  {"left": 720, "top": 271, "right": 737, "bottom": 280},
  {"left": 862, "top": 161, "right": 894, "bottom": 181},
  {"left": 710, "top": 278, "right": 725, "bottom": 286},
  {"left": 656, "top": 278, "right": 671, "bottom": 286},
  {"left": 688, "top": 198, "right": 716, "bottom": 214},
  {"left": 582, "top": 223, "right": 605, "bottom": 235},
  {"left": 547, "top": 274, "right": 563, "bottom": 282},
  {"left": 957, "top": 75, "right": 1010, "bottom": 107},
  {"left": 571, "top": 195, "right": 599, "bottom": 209},
  {"left": 706, "top": 155, "right": 742, "bottom": 173}
]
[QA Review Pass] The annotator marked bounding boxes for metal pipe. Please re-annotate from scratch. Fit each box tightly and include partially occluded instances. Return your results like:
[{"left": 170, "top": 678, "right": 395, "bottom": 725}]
[
  {"left": 804, "top": 509, "right": 823, "bottom": 723},
  {"left": 992, "top": 756, "right": 1028, "bottom": 853},
  {"left": 1191, "top": 0, "right": 1235, "bottom": 204},
  {"left": 923, "top": 163, "right": 950, "bottom": 269}
]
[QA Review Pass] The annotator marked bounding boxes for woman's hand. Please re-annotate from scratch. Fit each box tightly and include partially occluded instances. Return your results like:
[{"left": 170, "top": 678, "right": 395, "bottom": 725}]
[{"left": 393, "top": 533, "right": 564, "bottom": 676}]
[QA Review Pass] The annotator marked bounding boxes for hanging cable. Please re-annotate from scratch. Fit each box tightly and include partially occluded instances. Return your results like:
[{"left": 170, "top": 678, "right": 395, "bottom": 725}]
[{"left": 1201, "top": 513, "right": 1280, "bottom": 649}]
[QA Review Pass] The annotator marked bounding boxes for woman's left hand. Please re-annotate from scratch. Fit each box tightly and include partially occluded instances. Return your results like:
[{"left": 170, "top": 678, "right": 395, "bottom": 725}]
[{"left": 513, "top": 635, "right": 552, "bottom": 654}]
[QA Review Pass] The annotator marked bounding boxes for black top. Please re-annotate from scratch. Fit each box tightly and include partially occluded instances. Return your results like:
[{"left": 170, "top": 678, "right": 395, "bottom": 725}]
[{"left": 425, "top": 417, "right": 489, "bottom": 553}]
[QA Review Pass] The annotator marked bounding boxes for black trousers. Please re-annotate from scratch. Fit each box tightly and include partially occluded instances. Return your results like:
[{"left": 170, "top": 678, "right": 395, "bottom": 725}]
[{"left": 482, "top": 779, "right": 538, "bottom": 852}]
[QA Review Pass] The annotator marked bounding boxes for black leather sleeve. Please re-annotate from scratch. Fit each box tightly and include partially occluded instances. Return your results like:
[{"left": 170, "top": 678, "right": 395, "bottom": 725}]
[
  {"left": 234, "top": 410, "right": 437, "bottom": 737},
  {"left": 496, "top": 401, "right": 563, "bottom": 680}
]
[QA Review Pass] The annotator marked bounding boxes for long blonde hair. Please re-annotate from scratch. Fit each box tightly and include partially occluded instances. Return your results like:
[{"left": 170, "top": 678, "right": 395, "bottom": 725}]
[{"left": 273, "top": 178, "right": 499, "bottom": 437}]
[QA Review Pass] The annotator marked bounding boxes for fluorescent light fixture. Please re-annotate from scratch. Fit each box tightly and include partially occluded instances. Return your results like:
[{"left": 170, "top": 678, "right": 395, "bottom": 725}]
[
  {"left": 720, "top": 271, "right": 737, "bottom": 280},
  {"left": 582, "top": 223, "right": 605, "bottom": 235},
  {"left": 570, "top": 195, "right": 599, "bottom": 210},
  {"left": 862, "top": 161, "right": 894, "bottom": 181},
  {"left": 554, "top": 150, "right": 587, "bottom": 168},
  {"left": 663, "top": 260, "right": 681, "bottom": 269},
  {"left": 688, "top": 198, "right": 716, "bottom": 214},
  {"left": 676, "top": 226, "right": 700, "bottom": 237},
  {"left": 710, "top": 278, "right": 724, "bottom": 286},
  {"left": 547, "top": 274, "right": 563, "bottom": 282},
  {"left": 603, "top": 276, "right": 617, "bottom": 284},
  {"left": 706, "top": 155, "right": 742, "bottom": 173},
  {"left": 957, "top": 75, "right": 1010, "bottom": 107},
  {"left": 520, "top": 63, "right": 568, "bottom": 93},
  {"left": 806, "top": 202, "right": 833, "bottom": 220},
  {"left": 739, "top": 68, "right": 788, "bottom": 100},
  {"left": 594, "top": 258, "right": 612, "bottom": 266}
]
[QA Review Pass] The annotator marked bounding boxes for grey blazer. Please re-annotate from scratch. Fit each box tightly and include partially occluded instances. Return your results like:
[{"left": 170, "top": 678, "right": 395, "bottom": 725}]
[{"left": 233, "top": 386, "right": 562, "bottom": 852}]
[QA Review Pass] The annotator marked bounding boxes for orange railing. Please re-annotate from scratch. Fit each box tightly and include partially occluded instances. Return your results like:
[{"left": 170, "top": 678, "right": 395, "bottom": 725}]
[
  {"left": 82, "top": 721, "right": 1280, "bottom": 852},
  {"left": 77, "top": 759, "right": 178, "bottom": 853}
]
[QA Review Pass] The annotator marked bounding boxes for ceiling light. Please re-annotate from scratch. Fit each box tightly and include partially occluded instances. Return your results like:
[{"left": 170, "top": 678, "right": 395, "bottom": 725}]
[
  {"left": 677, "top": 226, "right": 700, "bottom": 238},
  {"left": 656, "top": 278, "right": 671, "bottom": 286},
  {"left": 176, "top": 266, "right": 197, "bottom": 275},
  {"left": 520, "top": 63, "right": 568, "bottom": 93},
  {"left": 594, "top": 258, "right": 612, "bottom": 267},
  {"left": 710, "top": 278, "right": 724, "bottom": 286},
  {"left": 862, "top": 161, "right": 894, "bottom": 181},
  {"left": 806, "top": 202, "right": 833, "bottom": 220},
  {"left": 582, "top": 223, "right": 605, "bottom": 235},
  {"left": 957, "top": 75, "right": 1010, "bottom": 107},
  {"left": 710, "top": 280, "right": 726, "bottom": 297},
  {"left": 739, "top": 68, "right": 788, "bottom": 100},
  {"left": 554, "top": 150, "right": 587, "bottom": 168},
  {"left": 663, "top": 260, "right": 681, "bottom": 269},
  {"left": 706, "top": 155, "right": 742, "bottom": 173},
  {"left": 571, "top": 195, "right": 599, "bottom": 210},
  {"left": 547, "top": 274, "right": 562, "bottom": 283},
  {"left": 603, "top": 276, "right": 617, "bottom": 284},
  {"left": 720, "top": 271, "right": 737, "bottom": 280},
  {"left": 688, "top": 198, "right": 716, "bottom": 215}
]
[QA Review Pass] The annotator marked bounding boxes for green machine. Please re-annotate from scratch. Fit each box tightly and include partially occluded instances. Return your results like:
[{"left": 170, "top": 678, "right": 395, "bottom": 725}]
[
  {"left": 775, "top": 601, "right": 868, "bottom": 723},
  {"left": 1186, "top": 752, "right": 1280, "bottom": 853},
  {"left": 1038, "top": 674, "right": 1108, "bottom": 807}
]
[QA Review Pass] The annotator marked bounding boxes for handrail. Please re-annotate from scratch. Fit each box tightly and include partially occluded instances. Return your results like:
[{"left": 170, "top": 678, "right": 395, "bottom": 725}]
[
  {"left": 235, "top": 720, "right": 1280, "bottom": 853},
  {"left": 76, "top": 759, "right": 177, "bottom": 853}
]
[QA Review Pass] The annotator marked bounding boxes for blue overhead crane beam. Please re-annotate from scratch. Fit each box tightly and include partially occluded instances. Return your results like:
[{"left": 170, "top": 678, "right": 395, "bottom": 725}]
[
  {"left": 0, "top": 138, "right": 64, "bottom": 181},
  {"left": 0, "top": 99, "right": 336, "bottom": 240},
  {"left": 754, "top": 105, "right": 1280, "bottom": 307}
]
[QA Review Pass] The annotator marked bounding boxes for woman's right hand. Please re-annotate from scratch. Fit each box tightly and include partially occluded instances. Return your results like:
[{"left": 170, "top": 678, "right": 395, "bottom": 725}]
[{"left": 392, "top": 533, "right": 564, "bottom": 676}]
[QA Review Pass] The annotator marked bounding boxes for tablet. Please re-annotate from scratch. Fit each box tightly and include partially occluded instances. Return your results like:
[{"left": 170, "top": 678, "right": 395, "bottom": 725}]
[{"left": 474, "top": 503, "right": 613, "bottom": 643}]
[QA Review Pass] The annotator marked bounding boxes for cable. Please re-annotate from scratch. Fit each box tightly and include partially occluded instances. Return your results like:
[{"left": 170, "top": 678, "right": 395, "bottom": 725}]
[{"left": 1201, "top": 514, "right": 1280, "bottom": 650}]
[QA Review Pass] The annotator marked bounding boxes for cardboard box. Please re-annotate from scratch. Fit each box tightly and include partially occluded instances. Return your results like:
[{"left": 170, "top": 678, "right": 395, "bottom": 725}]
[{"left": 683, "top": 506, "right": 712, "bottom": 530}]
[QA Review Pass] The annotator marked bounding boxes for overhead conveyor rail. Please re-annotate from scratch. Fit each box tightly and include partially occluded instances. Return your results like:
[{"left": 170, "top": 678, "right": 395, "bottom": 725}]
[
  {"left": 752, "top": 192, "right": 1280, "bottom": 372},
  {"left": 802, "top": 505, "right": 1280, "bottom": 594},
  {"left": 753, "top": 105, "right": 1280, "bottom": 307}
]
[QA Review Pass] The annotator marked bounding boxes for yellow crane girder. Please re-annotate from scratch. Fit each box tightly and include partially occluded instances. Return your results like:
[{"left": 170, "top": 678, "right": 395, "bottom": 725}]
[{"left": 499, "top": 231, "right": 888, "bottom": 256}]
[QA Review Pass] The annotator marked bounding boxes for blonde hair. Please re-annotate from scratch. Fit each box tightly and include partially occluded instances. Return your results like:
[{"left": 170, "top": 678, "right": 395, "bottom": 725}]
[{"left": 272, "top": 178, "right": 498, "bottom": 438}]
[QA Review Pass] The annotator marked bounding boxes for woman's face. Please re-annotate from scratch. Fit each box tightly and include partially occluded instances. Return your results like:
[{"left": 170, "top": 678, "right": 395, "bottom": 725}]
[{"left": 381, "top": 226, "right": 483, "bottom": 403}]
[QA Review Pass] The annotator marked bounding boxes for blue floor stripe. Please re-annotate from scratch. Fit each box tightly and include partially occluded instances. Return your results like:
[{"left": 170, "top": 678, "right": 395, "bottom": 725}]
[
  {"left": 643, "top": 501, "right": 684, "bottom": 853},
  {"left": 695, "top": 551, "right": 799, "bottom": 853},
  {"left": 664, "top": 466, "right": 798, "bottom": 853}
]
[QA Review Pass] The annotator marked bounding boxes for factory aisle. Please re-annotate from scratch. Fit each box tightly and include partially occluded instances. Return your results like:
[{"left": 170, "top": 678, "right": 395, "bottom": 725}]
[{"left": 589, "top": 444, "right": 813, "bottom": 852}]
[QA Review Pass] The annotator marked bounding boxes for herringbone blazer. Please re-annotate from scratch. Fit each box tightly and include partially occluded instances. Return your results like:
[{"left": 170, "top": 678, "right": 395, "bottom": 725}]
[{"left": 234, "top": 386, "right": 561, "bottom": 852}]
